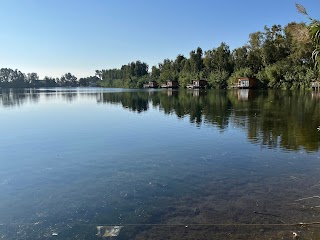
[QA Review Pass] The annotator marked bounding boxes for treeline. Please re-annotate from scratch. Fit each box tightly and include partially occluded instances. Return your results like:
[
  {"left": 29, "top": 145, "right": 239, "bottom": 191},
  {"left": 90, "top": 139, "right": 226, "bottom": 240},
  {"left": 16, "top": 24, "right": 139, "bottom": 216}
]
[
  {"left": 0, "top": 69, "right": 100, "bottom": 88},
  {"left": 99, "top": 22, "right": 316, "bottom": 89},
  {"left": 96, "top": 61, "right": 149, "bottom": 88},
  {"left": 1, "top": 22, "right": 316, "bottom": 89}
]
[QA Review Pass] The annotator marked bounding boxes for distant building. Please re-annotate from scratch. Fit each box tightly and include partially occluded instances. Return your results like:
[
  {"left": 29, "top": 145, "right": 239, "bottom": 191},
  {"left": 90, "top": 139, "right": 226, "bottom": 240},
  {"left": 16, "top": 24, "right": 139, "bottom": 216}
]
[
  {"left": 311, "top": 81, "right": 320, "bottom": 91},
  {"left": 237, "top": 77, "right": 257, "bottom": 89},
  {"left": 143, "top": 81, "right": 158, "bottom": 88},
  {"left": 161, "top": 80, "right": 179, "bottom": 89},
  {"left": 166, "top": 80, "right": 179, "bottom": 89},
  {"left": 187, "top": 79, "right": 208, "bottom": 89}
]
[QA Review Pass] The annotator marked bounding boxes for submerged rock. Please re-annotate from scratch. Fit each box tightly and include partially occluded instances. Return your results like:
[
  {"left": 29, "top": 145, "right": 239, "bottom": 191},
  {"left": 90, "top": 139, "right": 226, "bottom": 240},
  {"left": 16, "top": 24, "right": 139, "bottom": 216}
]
[{"left": 96, "top": 226, "right": 122, "bottom": 237}]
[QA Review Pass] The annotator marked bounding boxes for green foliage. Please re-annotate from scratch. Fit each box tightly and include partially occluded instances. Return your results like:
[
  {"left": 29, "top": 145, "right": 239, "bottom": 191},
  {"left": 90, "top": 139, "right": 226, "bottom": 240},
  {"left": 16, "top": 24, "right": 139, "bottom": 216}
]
[
  {"left": 190, "top": 47, "right": 204, "bottom": 73},
  {"left": 99, "top": 61, "right": 149, "bottom": 88},
  {"left": 256, "top": 60, "right": 314, "bottom": 89},
  {"left": 261, "top": 25, "right": 290, "bottom": 66},
  {"left": 284, "top": 22, "right": 313, "bottom": 66},
  {"left": 256, "top": 61, "right": 288, "bottom": 88},
  {"left": 204, "top": 43, "right": 233, "bottom": 75},
  {"left": 59, "top": 73, "right": 77, "bottom": 87},
  {"left": 159, "top": 59, "right": 176, "bottom": 82},
  {"left": 208, "top": 70, "right": 229, "bottom": 89},
  {"left": 43, "top": 76, "right": 58, "bottom": 87},
  {"left": 178, "top": 72, "right": 196, "bottom": 88},
  {"left": 79, "top": 76, "right": 100, "bottom": 86},
  {"left": 0, "top": 68, "right": 83, "bottom": 88},
  {"left": 151, "top": 66, "right": 160, "bottom": 80},
  {"left": 296, "top": 3, "right": 320, "bottom": 68},
  {"left": 284, "top": 65, "right": 315, "bottom": 89},
  {"left": 232, "top": 46, "right": 249, "bottom": 71},
  {"left": 310, "top": 22, "right": 320, "bottom": 66}
]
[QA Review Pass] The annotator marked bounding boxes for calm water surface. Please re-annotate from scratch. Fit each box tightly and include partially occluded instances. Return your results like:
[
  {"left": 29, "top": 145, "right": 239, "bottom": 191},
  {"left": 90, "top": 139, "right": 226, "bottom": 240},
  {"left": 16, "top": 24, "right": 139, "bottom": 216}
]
[{"left": 1, "top": 88, "right": 320, "bottom": 239}]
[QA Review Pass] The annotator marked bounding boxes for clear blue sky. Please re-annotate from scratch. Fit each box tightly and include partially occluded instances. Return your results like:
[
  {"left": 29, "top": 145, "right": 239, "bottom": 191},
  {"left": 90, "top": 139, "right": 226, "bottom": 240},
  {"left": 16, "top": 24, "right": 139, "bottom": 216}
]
[{"left": 0, "top": 0, "right": 319, "bottom": 78}]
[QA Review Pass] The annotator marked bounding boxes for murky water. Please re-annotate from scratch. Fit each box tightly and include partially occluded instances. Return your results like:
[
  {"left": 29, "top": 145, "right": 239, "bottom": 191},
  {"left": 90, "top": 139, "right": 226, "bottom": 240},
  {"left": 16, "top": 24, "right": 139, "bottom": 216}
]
[{"left": 1, "top": 88, "right": 320, "bottom": 239}]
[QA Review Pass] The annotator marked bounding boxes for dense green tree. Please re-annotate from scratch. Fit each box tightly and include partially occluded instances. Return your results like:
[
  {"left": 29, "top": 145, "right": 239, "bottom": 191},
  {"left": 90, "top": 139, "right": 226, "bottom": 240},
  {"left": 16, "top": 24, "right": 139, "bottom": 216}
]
[
  {"left": 60, "top": 73, "right": 77, "bottom": 87},
  {"left": 260, "top": 25, "right": 289, "bottom": 66},
  {"left": 246, "top": 32, "right": 264, "bottom": 73},
  {"left": 43, "top": 76, "right": 57, "bottom": 87},
  {"left": 296, "top": 3, "right": 320, "bottom": 68},
  {"left": 211, "top": 43, "right": 233, "bottom": 74},
  {"left": 79, "top": 76, "right": 100, "bottom": 86},
  {"left": 159, "top": 59, "right": 176, "bottom": 82},
  {"left": 207, "top": 70, "right": 229, "bottom": 89},
  {"left": 284, "top": 22, "right": 313, "bottom": 66},
  {"left": 11, "top": 70, "right": 27, "bottom": 88},
  {"left": 173, "top": 54, "right": 186, "bottom": 73},
  {"left": 151, "top": 66, "right": 160, "bottom": 80},
  {"left": 189, "top": 47, "right": 204, "bottom": 74},
  {"left": 232, "top": 46, "right": 249, "bottom": 71},
  {"left": 99, "top": 61, "right": 149, "bottom": 88},
  {"left": 27, "top": 73, "right": 39, "bottom": 87}
]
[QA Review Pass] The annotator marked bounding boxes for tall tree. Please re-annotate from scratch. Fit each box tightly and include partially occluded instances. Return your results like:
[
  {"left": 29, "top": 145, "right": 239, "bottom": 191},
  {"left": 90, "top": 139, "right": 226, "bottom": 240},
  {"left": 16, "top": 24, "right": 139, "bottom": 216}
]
[
  {"left": 60, "top": 73, "right": 77, "bottom": 87},
  {"left": 296, "top": 3, "right": 320, "bottom": 67},
  {"left": 27, "top": 72, "right": 39, "bottom": 87},
  {"left": 189, "top": 47, "right": 204, "bottom": 74},
  {"left": 232, "top": 46, "right": 249, "bottom": 71}
]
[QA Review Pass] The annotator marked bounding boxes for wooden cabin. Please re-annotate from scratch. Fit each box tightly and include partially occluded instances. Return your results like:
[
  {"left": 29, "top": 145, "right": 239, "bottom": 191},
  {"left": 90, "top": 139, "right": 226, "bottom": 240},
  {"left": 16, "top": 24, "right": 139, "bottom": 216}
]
[
  {"left": 237, "top": 77, "right": 257, "bottom": 89},
  {"left": 167, "top": 80, "right": 179, "bottom": 89},
  {"left": 143, "top": 81, "right": 158, "bottom": 88},
  {"left": 187, "top": 79, "right": 208, "bottom": 89},
  {"left": 148, "top": 81, "right": 158, "bottom": 88},
  {"left": 311, "top": 81, "right": 320, "bottom": 91},
  {"left": 161, "top": 80, "right": 179, "bottom": 89},
  {"left": 193, "top": 79, "right": 208, "bottom": 89}
]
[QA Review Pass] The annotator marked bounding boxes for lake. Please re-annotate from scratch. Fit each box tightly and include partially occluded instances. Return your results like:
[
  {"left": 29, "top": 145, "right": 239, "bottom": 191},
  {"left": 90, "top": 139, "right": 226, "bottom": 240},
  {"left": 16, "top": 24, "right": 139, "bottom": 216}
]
[{"left": 1, "top": 88, "right": 320, "bottom": 239}]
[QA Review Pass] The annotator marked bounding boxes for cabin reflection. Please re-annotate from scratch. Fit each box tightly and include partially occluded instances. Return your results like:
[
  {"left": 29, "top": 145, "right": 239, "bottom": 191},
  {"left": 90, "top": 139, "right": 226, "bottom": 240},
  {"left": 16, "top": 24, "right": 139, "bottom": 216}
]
[
  {"left": 237, "top": 89, "right": 256, "bottom": 101},
  {"left": 166, "top": 90, "right": 178, "bottom": 97},
  {"left": 187, "top": 89, "right": 207, "bottom": 97},
  {"left": 312, "top": 91, "right": 320, "bottom": 99}
]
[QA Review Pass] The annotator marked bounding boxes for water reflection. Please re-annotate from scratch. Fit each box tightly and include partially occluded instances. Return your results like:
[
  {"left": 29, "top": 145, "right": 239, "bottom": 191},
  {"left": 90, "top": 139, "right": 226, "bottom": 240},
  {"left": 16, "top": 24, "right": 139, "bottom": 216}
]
[
  {"left": 2, "top": 88, "right": 320, "bottom": 239},
  {"left": 97, "top": 91, "right": 149, "bottom": 113},
  {"left": 1, "top": 88, "right": 320, "bottom": 152},
  {"left": 97, "top": 89, "right": 320, "bottom": 152},
  {"left": 0, "top": 88, "right": 40, "bottom": 107}
]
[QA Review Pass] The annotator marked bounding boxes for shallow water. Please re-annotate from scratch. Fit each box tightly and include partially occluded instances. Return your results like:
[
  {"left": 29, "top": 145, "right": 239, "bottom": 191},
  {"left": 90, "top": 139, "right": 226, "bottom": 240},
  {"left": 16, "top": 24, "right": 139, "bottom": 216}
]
[{"left": 1, "top": 88, "right": 320, "bottom": 239}]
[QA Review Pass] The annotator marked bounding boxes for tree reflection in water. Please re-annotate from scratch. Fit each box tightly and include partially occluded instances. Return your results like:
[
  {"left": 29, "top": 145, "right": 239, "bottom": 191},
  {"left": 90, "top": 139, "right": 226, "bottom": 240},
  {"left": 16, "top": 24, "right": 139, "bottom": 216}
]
[{"left": 1, "top": 88, "right": 319, "bottom": 152}]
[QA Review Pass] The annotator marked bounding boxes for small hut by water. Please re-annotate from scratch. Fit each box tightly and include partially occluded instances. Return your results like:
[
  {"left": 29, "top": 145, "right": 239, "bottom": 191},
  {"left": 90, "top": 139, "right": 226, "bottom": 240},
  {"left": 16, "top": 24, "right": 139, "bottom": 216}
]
[
  {"left": 143, "top": 81, "right": 158, "bottom": 88},
  {"left": 236, "top": 77, "right": 257, "bottom": 89},
  {"left": 187, "top": 79, "right": 208, "bottom": 89},
  {"left": 311, "top": 81, "right": 320, "bottom": 91},
  {"left": 161, "top": 80, "right": 179, "bottom": 89}
]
